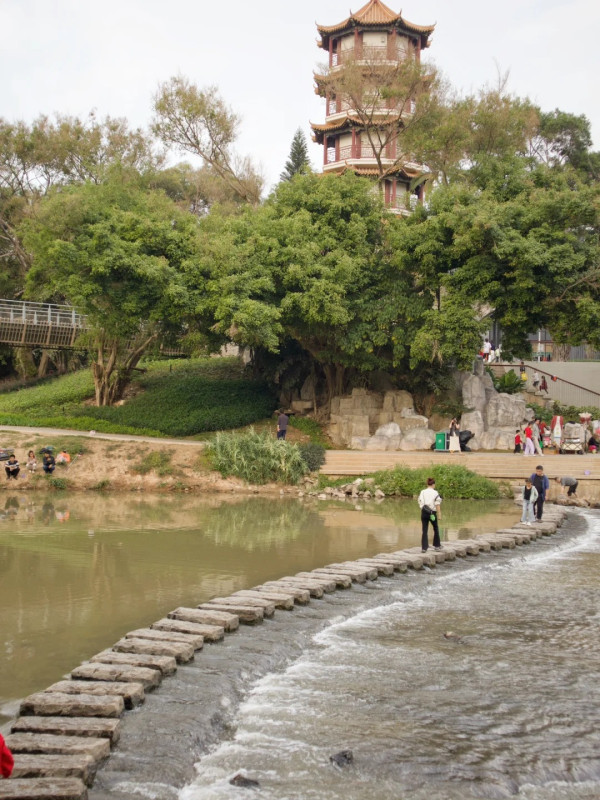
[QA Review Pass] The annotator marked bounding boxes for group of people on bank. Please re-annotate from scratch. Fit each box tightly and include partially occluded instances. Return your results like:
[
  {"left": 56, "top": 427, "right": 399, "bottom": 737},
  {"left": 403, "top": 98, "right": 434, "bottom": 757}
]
[{"left": 4, "top": 448, "right": 70, "bottom": 480}]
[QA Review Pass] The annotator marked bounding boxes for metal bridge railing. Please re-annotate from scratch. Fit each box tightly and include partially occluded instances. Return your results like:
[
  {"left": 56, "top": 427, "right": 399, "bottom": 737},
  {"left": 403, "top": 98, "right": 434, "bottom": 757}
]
[{"left": 0, "top": 299, "right": 87, "bottom": 348}]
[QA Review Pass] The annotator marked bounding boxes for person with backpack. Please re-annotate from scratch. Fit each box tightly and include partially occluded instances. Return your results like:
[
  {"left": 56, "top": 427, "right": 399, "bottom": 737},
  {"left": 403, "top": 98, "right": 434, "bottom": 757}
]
[{"left": 418, "top": 477, "right": 442, "bottom": 552}]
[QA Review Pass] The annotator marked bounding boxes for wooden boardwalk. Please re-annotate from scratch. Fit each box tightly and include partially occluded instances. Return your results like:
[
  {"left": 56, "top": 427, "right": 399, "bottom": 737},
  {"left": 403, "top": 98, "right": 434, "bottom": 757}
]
[
  {"left": 0, "top": 506, "right": 569, "bottom": 799},
  {"left": 321, "top": 450, "right": 600, "bottom": 481}
]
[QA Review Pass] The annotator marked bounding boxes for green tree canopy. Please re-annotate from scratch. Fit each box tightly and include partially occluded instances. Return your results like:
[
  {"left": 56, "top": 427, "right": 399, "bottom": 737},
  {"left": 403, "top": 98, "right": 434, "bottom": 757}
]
[
  {"left": 279, "top": 129, "right": 311, "bottom": 182},
  {"left": 21, "top": 176, "right": 199, "bottom": 404}
]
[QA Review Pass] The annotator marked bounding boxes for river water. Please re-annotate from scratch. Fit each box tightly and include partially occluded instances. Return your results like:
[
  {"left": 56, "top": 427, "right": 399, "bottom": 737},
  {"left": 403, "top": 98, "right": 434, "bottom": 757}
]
[
  {"left": 0, "top": 491, "right": 517, "bottom": 725},
  {"left": 2, "top": 493, "right": 598, "bottom": 800}
]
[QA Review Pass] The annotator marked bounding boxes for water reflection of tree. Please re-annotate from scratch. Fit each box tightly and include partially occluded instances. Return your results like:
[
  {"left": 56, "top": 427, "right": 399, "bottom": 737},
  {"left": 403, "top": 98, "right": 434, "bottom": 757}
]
[{"left": 201, "top": 499, "right": 314, "bottom": 551}]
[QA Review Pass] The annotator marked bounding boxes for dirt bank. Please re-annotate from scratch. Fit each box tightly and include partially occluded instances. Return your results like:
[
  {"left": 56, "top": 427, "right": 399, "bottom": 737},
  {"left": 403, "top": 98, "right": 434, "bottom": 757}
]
[{"left": 0, "top": 433, "right": 291, "bottom": 494}]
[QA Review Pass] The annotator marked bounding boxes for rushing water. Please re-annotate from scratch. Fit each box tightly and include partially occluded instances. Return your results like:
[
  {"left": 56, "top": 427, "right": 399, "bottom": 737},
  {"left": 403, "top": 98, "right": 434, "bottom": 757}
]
[
  {"left": 170, "top": 511, "right": 599, "bottom": 800},
  {"left": 0, "top": 491, "right": 517, "bottom": 725}
]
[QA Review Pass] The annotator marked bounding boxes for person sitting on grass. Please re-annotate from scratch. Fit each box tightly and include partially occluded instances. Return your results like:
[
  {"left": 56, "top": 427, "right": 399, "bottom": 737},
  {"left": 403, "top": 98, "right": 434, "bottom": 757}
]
[
  {"left": 26, "top": 450, "right": 37, "bottom": 472},
  {"left": 56, "top": 449, "right": 71, "bottom": 465},
  {"left": 42, "top": 452, "right": 56, "bottom": 474},
  {"left": 4, "top": 454, "right": 19, "bottom": 480}
]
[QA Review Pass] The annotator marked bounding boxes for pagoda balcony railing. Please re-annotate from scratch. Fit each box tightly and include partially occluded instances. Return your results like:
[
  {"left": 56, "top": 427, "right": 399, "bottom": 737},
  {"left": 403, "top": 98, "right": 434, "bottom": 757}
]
[
  {"left": 331, "top": 46, "right": 406, "bottom": 67},
  {"left": 327, "top": 145, "right": 395, "bottom": 163}
]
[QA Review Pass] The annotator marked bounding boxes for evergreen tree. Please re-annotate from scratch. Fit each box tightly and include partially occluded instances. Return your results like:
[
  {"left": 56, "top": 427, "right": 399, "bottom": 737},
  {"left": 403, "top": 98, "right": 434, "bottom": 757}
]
[{"left": 280, "top": 129, "right": 310, "bottom": 181}]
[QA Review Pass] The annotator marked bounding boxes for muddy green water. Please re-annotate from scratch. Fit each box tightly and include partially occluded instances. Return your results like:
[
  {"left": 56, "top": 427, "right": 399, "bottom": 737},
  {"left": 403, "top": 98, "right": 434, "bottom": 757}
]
[{"left": 0, "top": 491, "right": 518, "bottom": 724}]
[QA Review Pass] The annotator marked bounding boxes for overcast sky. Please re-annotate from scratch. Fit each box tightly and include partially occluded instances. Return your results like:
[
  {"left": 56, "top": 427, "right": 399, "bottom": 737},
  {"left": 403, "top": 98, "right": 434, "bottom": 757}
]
[{"left": 2, "top": 0, "right": 598, "bottom": 191}]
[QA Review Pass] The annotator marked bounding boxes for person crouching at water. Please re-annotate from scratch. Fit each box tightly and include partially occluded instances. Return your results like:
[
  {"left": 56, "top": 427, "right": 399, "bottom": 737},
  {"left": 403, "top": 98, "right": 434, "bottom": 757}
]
[
  {"left": 4, "top": 454, "right": 19, "bottom": 480},
  {"left": 555, "top": 476, "right": 578, "bottom": 497},
  {"left": 418, "top": 477, "right": 442, "bottom": 552},
  {"left": 521, "top": 478, "right": 538, "bottom": 525}
]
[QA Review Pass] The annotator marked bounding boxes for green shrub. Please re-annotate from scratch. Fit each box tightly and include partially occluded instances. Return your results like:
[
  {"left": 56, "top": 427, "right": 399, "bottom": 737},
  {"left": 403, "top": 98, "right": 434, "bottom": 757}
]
[
  {"left": 208, "top": 429, "right": 307, "bottom": 485},
  {"left": 91, "top": 479, "right": 111, "bottom": 491},
  {"left": 47, "top": 476, "right": 68, "bottom": 490},
  {"left": 372, "top": 464, "right": 500, "bottom": 499},
  {"left": 298, "top": 441, "right": 326, "bottom": 472},
  {"left": 132, "top": 451, "right": 174, "bottom": 476},
  {"left": 552, "top": 401, "right": 600, "bottom": 421},
  {"left": 492, "top": 369, "right": 523, "bottom": 395}
]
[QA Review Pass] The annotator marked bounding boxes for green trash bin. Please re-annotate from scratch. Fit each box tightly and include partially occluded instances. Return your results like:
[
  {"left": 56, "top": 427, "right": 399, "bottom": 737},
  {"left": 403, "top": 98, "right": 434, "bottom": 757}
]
[{"left": 435, "top": 432, "right": 447, "bottom": 451}]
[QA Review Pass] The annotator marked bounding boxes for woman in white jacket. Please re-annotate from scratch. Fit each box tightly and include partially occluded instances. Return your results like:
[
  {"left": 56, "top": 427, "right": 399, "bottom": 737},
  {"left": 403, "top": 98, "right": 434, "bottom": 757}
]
[
  {"left": 521, "top": 478, "right": 538, "bottom": 524},
  {"left": 418, "top": 477, "right": 442, "bottom": 552}
]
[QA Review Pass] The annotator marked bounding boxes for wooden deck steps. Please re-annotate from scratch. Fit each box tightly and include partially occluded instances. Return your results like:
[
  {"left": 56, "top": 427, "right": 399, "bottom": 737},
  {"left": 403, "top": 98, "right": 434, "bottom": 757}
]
[{"left": 1, "top": 506, "right": 568, "bottom": 800}]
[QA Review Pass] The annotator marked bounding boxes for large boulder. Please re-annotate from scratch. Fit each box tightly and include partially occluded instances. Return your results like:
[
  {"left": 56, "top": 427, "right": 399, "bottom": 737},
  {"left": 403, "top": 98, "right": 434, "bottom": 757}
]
[
  {"left": 484, "top": 393, "right": 526, "bottom": 429},
  {"left": 478, "top": 429, "right": 515, "bottom": 451},
  {"left": 460, "top": 410, "right": 485, "bottom": 439},
  {"left": 382, "top": 390, "right": 414, "bottom": 413},
  {"left": 462, "top": 374, "right": 487, "bottom": 414},
  {"left": 398, "top": 428, "right": 436, "bottom": 451}
]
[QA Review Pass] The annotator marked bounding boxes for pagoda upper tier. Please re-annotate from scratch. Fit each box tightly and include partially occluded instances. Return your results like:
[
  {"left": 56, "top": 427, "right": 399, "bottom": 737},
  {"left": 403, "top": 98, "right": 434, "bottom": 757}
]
[{"left": 317, "top": 0, "right": 435, "bottom": 53}]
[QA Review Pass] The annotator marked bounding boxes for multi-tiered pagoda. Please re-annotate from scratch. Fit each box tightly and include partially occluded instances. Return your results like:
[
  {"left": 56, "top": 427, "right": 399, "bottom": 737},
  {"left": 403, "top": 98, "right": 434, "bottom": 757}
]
[{"left": 311, "top": 0, "right": 434, "bottom": 213}]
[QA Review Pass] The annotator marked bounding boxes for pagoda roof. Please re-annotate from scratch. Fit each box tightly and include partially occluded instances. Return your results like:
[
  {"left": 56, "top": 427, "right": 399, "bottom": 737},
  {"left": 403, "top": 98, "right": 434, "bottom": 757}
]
[{"left": 317, "top": 0, "right": 434, "bottom": 48}]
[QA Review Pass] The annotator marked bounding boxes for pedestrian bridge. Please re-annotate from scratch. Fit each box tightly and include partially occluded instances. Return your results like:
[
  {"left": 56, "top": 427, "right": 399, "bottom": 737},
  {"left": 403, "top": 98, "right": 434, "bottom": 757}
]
[{"left": 0, "top": 299, "right": 87, "bottom": 348}]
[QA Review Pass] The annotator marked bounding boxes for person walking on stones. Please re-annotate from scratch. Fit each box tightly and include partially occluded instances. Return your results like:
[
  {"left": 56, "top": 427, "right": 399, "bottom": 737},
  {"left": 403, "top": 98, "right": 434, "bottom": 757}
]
[
  {"left": 531, "top": 465, "right": 550, "bottom": 521},
  {"left": 276, "top": 409, "right": 289, "bottom": 440},
  {"left": 418, "top": 477, "right": 442, "bottom": 552},
  {"left": 555, "top": 475, "right": 578, "bottom": 497},
  {"left": 523, "top": 423, "right": 535, "bottom": 456},
  {"left": 521, "top": 478, "right": 538, "bottom": 525}
]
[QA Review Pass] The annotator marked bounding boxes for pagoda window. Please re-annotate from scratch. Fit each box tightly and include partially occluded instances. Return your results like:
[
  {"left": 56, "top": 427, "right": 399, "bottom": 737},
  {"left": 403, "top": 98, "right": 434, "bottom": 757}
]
[
  {"left": 328, "top": 95, "right": 338, "bottom": 115},
  {"left": 396, "top": 35, "right": 408, "bottom": 60},
  {"left": 362, "top": 30, "right": 388, "bottom": 61}
]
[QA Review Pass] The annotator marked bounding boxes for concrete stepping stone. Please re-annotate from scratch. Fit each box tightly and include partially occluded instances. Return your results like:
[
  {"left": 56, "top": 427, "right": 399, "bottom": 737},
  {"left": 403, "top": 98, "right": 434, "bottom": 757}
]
[
  {"left": 256, "top": 582, "right": 311, "bottom": 603},
  {"left": 0, "top": 777, "right": 88, "bottom": 799},
  {"left": 44, "top": 680, "right": 144, "bottom": 709},
  {"left": 10, "top": 717, "right": 120, "bottom": 745},
  {"left": 20, "top": 693, "right": 124, "bottom": 719},
  {"left": 112, "top": 637, "right": 194, "bottom": 663},
  {"left": 197, "top": 603, "right": 263, "bottom": 624},
  {"left": 124, "top": 628, "right": 204, "bottom": 650},
  {"left": 233, "top": 590, "right": 295, "bottom": 610},
  {"left": 390, "top": 552, "right": 424, "bottom": 569},
  {"left": 168, "top": 607, "right": 239, "bottom": 632},
  {"left": 75, "top": 659, "right": 164, "bottom": 687},
  {"left": 6, "top": 733, "right": 110, "bottom": 762},
  {"left": 302, "top": 569, "right": 353, "bottom": 587},
  {"left": 478, "top": 534, "right": 516, "bottom": 548},
  {"left": 202, "top": 595, "right": 275, "bottom": 616},
  {"left": 352, "top": 558, "right": 395, "bottom": 575},
  {"left": 11, "top": 753, "right": 95, "bottom": 786},
  {"left": 151, "top": 617, "right": 224, "bottom": 642},
  {"left": 328, "top": 562, "right": 378, "bottom": 580},
  {"left": 369, "top": 554, "right": 409, "bottom": 572}
]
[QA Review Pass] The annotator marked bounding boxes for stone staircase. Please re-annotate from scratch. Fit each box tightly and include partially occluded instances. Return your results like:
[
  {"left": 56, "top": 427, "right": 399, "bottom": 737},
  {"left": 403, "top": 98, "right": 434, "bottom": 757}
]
[{"left": 321, "top": 450, "right": 600, "bottom": 481}]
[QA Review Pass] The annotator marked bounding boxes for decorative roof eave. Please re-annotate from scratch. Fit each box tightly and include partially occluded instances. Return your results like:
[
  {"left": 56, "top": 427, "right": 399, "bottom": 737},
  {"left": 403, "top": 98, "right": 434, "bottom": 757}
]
[{"left": 317, "top": 0, "right": 434, "bottom": 50}]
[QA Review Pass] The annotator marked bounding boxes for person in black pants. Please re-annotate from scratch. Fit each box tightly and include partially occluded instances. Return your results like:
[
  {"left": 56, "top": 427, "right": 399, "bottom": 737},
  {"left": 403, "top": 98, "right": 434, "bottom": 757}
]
[
  {"left": 418, "top": 477, "right": 442, "bottom": 552},
  {"left": 531, "top": 465, "right": 550, "bottom": 521},
  {"left": 4, "top": 454, "right": 19, "bottom": 480}
]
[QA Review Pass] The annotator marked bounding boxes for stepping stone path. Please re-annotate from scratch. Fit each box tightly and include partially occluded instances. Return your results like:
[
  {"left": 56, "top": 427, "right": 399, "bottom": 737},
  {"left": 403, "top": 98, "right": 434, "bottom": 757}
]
[{"left": 0, "top": 507, "right": 567, "bottom": 800}]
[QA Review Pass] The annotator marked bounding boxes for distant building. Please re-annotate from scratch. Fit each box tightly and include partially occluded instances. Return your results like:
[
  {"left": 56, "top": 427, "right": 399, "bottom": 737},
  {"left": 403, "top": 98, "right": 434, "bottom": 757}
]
[{"left": 311, "top": 0, "right": 434, "bottom": 214}]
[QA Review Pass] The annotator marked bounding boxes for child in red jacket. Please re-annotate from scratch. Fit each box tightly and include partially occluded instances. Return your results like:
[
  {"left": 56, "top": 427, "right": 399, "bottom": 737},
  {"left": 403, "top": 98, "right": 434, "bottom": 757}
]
[
  {"left": 0, "top": 733, "right": 13, "bottom": 778},
  {"left": 514, "top": 430, "right": 522, "bottom": 454}
]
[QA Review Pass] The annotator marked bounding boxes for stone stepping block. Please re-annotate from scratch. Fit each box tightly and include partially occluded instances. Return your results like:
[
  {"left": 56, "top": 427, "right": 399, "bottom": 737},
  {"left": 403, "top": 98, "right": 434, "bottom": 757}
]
[
  {"left": 11, "top": 716, "right": 120, "bottom": 745},
  {"left": 168, "top": 607, "right": 239, "bottom": 632},
  {"left": 151, "top": 617, "right": 224, "bottom": 642},
  {"left": 255, "top": 582, "right": 311, "bottom": 604},
  {"left": 458, "top": 538, "right": 491, "bottom": 553},
  {"left": 232, "top": 590, "right": 295, "bottom": 610},
  {"left": 202, "top": 595, "right": 275, "bottom": 616},
  {"left": 403, "top": 549, "right": 437, "bottom": 567},
  {"left": 6, "top": 733, "right": 110, "bottom": 762},
  {"left": 390, "top": 552, "right": 424, "bottom": 569},
  {"left": 75, "top": 659, "right": 164, "bottom": 687},
  {"left": 257, "top": 582, "right": 312, "bottom": 603},
  {"left": 494, "top": 531, "right": 529, "bottom": 545},
  {"left": 301, "top": 569, "right": 353, "bottom": 588},
  {"left": 197, "top": 603, "right": 263, "bottom": 624},
  {"left": 44, "top": 680, "right": 144, "bottom": 710},
  {"left": 125, "top": 628, "right": 204, "bottom": 651},
  {"left": 369, "top": 554, "right": 409, "bottom": 572},
  {"left": 112, "top": 637, "right": 194, "bottom": 663},
  {"left": 88, "top": 651, "right": 174, "bottom": 677},
  {"left": 20, "top": 693, "right": 124, "bottom": 719},
  {"left": 318, "top": 564, "right": 370, "bottom": 582},
  {"left": 352, "top": 558, "right": 395, "bottom": 576},
  {"left": 505, "top": 526, "right": 540, "bottom": 540},
  {"left": 328, "top": 562, "right": 378, "bottom": 580},
  {"left": 11, "top": 753, "right": 95, "bottom": 786},
  {"left": 478, "top": 534, "right": 516, "bottom": 549},
  {"left": 475, "top": 535, "right": 503, "bottom": 551},
  {"left": 0, "top": 777, "right": 88, "bottom": 800},
  {"left": 518, "top": 521, "right": 557, "bottom": 535},
  {"left": 269, "top": 578, "right": 325, "bottom": 597},
  {"left": 435, "top": 543, "right": 467, "bottom": 557},
  {"left": 291, "top": 573, "right": 337, "bottom": 592}
]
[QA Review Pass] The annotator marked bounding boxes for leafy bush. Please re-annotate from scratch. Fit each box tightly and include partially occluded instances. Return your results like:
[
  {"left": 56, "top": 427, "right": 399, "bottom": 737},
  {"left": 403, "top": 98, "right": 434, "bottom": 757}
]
[
  {"left": 132, "top": 450, "right": 173, "bottom": 476},
  {"left": 208, "top": 429, "right": 307, "bottom": 485},
  {"left": 298, "top": 442, "right": 326, "bottom": 472},
  {"left": 0, "top": 370, "right": 94, "bottom": 410},
  {"left": 47, "top": 476, "right": 68, "bottom": 490},
  {"left": 552, "top": 401, "right": 600, "bottom": 421},
  {"left": 491, "top": 369, "right": 523, "bottom": 395},
  {"left": 372, "top": 464, "right": 500, "bottom": 499}
]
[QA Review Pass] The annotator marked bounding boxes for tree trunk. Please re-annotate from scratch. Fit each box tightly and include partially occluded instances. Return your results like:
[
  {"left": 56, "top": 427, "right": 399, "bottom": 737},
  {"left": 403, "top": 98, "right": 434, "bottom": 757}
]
[
  {"left": 92, "top": 334, "right": 157, "bottom": 406},
  {"left": 322, "top": 363, "right": 347, "bottom": 402},
  {"left": 37, "top": 350, "right": 51, "bottom": 378}
]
